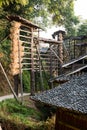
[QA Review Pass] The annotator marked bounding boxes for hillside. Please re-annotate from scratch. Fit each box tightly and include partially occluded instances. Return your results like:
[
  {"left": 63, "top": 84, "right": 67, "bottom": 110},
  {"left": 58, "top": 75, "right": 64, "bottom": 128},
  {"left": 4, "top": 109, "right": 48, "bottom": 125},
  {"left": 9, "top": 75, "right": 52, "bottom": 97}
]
[
  {"left": 0, "top": 96, "right": 56, "bottom": 130},
  {"left": 0, "top": 63, "right": 56, "bottom": 130},
  {"left": 0, "top": 68, "right": 13, "bottom": 96}
]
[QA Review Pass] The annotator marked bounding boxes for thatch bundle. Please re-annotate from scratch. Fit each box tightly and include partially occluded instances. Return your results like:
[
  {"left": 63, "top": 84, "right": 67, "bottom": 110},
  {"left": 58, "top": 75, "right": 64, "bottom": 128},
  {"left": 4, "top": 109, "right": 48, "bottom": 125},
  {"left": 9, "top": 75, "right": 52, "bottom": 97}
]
[
  {"left": 9, "top": 21, "right": 22, "bottom": 75},
  {"left": 0, "top": 52, "right": 4, "bottom": 58}
]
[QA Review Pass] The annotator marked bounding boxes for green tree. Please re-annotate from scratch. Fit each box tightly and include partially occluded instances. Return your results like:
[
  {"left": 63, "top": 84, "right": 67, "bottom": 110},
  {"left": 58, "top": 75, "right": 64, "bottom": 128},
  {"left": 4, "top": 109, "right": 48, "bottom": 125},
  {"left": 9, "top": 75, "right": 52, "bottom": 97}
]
[
  {"left": 0, "top": 0, "right": 80, "bottom": 69},
  {"left": 77, "top": 20, "right": 87, "bottom": 36},
  {"left": 64, "top": 15, "right": 79, "bottom": 37},
  {"left": 47, "top": 0, "right": 79, "bottom": 36},
  {"left": 0, "top": 0, "right": 79, "bottom": 29},
  {"left": 0, "top": 0, "right": 28, "bottom": 6}
]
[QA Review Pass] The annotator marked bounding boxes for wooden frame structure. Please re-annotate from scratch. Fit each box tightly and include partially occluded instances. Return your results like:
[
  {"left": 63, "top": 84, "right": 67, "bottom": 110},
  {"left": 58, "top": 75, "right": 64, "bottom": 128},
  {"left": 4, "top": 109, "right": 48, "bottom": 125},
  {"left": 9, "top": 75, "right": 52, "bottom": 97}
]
[
  {"left": 8, "top": 15, "right": 87, "bottom": 96},
  {"left": 63, "top": 36, "right": 87, "bottom": 62},
  {"left": 39, "top": 38, "right": 63, "bottom": 77},
  {"left": 7, "top": 15, "right": 65, "bottom": 96},
  {"left": 7, "top": 15, "right": 41, "bottom": 96}
]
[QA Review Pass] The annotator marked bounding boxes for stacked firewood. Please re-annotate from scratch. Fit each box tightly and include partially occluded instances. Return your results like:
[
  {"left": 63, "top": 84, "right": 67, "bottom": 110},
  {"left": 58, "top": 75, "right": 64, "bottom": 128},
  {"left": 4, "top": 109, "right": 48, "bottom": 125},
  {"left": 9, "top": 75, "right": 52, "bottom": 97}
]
[{"left": 9, "top": 21, "right": 24, "bottom": 75}]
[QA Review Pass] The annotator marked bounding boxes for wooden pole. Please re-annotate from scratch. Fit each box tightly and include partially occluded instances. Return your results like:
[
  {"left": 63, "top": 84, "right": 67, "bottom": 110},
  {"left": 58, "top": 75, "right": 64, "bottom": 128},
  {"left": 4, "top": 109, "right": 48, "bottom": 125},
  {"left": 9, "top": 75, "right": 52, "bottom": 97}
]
[
  {"left": 0, "top": 63, "right": 19, "bottom": 102},
  {"left": 18, "top": 40, "right": 24, "bottom": 103},
  {"left": 10, "top": 21, "right": 21, "bottom": 98},
  {"left": 57, "top": 32, "right": 64, "bottom": 75},
  {"left": 30, "top": 28, "right": 35, "bottom": 95},
  {"left": 36, "top": 43, "right": 44, "bottom": 91},
  {"left": 50, "top": 44, "right": 53, "bottom": 79}
]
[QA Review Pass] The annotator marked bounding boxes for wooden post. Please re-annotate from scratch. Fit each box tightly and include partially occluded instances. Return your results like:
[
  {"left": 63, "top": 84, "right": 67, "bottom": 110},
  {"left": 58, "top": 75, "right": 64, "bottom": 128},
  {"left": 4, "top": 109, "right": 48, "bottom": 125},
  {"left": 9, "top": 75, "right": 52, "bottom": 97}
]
[
  {"left": 57, "top": 31, "right": 65, "bottom": 75},
  {"left": 0, "top": 63, "right": 19, "bottom": 102},
  {"left": 50, "top": 44, "right": 53, "bottom": 79},
  {"left": 30, "top": 28, "right": 35, "bottom": 95},
  {"left": 13, "top": 74, "right": 19, "bottom": 96},
  {"left": 35, "top": 29, "right": 44, "bottom": 91},
  {"left": 37, "top": 43, "right": 44, "bottom": 91},
  {"left": 49, "top": 44, "right": 54, "bottom": 89},
  {"left": 52, "top": 30, "right": 65, "bottom": 75},
  {"left": 74, "top": 39, "right": 76, "bottom": 59},
  {"left": 10, "top": 21, "right": 22, "bottom": 96}
]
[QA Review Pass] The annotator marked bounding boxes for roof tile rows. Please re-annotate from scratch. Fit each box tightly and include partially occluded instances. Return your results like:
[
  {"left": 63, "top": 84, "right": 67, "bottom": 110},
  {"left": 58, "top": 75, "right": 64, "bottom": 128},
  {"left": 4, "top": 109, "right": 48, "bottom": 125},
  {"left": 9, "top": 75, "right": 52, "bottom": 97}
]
[{"left": 31, "top": 73, "right": 87, "bottom": 114}]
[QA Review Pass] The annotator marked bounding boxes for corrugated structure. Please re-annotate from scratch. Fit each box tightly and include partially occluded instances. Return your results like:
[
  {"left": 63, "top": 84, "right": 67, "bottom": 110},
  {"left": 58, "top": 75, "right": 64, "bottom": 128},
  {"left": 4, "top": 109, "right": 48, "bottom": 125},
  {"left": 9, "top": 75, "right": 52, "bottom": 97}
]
[{"left": 31, "top": 73, "right": 87, "bottom": 129}]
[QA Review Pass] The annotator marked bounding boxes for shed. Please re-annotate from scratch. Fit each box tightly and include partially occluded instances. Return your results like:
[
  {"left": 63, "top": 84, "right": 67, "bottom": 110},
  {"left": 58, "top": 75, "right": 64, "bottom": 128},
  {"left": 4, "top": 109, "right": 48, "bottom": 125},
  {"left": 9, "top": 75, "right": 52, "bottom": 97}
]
[{"left": 31, "top": 73, "right": 87, "bottom": 129}]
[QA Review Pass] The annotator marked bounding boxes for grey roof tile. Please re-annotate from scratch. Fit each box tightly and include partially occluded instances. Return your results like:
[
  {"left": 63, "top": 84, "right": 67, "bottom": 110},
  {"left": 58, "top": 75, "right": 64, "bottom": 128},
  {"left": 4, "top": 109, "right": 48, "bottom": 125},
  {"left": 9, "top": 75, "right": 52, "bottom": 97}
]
[{"left": 31, "top": 73, "right": 87, "bottom": 113}]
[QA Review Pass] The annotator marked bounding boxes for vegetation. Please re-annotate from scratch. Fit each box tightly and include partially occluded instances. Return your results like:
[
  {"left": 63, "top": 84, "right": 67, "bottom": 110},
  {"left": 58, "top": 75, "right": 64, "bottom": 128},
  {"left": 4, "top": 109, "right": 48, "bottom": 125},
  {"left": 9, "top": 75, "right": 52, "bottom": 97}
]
[
  {"left": 22, "top": 70, "right": 30, "bottom": 92},
  {"left": 0, "top": 39, "right": 11, "bottom": 69},
  {"left": 0, "top": 0, "right": 80, "bottom": 35},
  {"left": 0, "top": 1, "right": 87, "bottom": 129},
  {"left": 0, "top": 0, "right": 87, "bottom": 39},
  {"left": 77, "top": 20, "right": 87, "bottom": 36},
  {"left": 0, "top": 98, "right": 56, "bottom": 130},
  {"left": 0, "top": 0, "right": 80, "bottom": 94}
]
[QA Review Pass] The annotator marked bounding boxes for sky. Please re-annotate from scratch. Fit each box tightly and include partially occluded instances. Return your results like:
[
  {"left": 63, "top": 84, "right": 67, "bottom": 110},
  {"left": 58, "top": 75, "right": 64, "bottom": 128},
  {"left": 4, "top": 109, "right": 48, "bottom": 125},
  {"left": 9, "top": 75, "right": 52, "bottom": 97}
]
[
  {"left": 74, "top": 0, "right": 87, "bottom": 19},
  {"left": 40, "top": 0, "right": 87, "bottom": 39}
]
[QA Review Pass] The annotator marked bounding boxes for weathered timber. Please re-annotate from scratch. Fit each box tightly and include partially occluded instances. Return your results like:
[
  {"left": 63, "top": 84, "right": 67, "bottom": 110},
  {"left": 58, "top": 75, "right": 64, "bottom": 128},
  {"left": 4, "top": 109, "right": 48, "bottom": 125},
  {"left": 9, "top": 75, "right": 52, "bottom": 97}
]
[
  {"left": 39, "top": 37, "right": 63, "bottom": 44},
  {"left": 55, "top": 108, "right": 87, "bottom": 130},
  {"left": 7, "top": 15, "right": 41, "bottom": 29},
  {"left": 0, "top": 63, "right": 19, "bottom": 102},
  {"left": 62, "top": 53, "right": 87, "bottom": 68},
  {"left": 20, "top": 29, "right": 32, "bottom": 34},
  {"left": 30, "top": 28, "right": 35, "bottom": 95},
  {"left": 66, "top": 65, "right": 87, "bottom": 76},
  {"left": 19, "top": 40, "right": 31, "bottom": 44},
  {"left": 19, "top": 34, "right": 32, "bottom": 39},
  {"left": 50, "top": 47, "right": 63, "bottom": 64}
]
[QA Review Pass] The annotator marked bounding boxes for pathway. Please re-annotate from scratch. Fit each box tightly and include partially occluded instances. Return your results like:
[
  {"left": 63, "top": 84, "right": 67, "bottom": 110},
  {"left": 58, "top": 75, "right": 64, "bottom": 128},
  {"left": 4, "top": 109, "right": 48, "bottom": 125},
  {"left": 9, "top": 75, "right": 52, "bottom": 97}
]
[{"left": 0, "top": 93, "right": 30, "bottom": 102}]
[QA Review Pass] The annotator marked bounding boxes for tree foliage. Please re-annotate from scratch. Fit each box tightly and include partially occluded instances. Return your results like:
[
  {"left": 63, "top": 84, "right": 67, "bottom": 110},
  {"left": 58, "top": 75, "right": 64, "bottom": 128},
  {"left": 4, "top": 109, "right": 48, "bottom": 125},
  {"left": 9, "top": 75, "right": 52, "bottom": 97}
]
[
  {"left": 0, "top": 0, "right": 80, "bottom": 71},
  {"left": 47, "top": 0, "right": 79, "bottom": 36},
  {"left": 0, "top": 0, "right": 79, "bottom": 29},
  {"left": 0, "top": 0, "right": 28, "bottom": 6},
  {"left": 0, "top": 0, "right": 80, "bottom": 56},
  {"left": 77, "top": 20, "right": 87, "bottom": 36}
]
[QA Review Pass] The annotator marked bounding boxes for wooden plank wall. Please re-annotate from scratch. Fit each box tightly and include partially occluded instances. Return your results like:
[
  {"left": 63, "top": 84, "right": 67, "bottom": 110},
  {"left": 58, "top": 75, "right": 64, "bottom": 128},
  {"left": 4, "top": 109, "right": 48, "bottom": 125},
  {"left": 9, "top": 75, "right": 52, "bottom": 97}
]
[{"left": 55, "top": 108, "right": 87, "bottom": 130}]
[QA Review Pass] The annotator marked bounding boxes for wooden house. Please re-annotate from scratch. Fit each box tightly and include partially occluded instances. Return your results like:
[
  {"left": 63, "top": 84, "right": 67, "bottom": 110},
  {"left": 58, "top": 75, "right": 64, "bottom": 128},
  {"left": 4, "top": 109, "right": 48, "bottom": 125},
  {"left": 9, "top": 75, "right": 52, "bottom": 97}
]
[{"left": 31, "top": 73, "right": 87, "bottom": 130}]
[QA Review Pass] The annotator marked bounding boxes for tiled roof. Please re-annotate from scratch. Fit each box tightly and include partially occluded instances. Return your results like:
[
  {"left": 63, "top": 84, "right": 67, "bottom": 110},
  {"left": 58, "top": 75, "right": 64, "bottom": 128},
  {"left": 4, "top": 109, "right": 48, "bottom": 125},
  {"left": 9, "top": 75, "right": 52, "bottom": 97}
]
[{"left": 31, "top": 73, "right": 87, "bottom": 114}]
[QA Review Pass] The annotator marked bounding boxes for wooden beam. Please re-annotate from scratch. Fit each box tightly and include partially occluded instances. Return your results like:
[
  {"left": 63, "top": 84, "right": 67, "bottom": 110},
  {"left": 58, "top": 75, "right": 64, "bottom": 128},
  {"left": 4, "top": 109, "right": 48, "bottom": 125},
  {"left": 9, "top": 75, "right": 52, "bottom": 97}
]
[
  {"left": 20, "top": 34, "right": 32, "bottom": 39},
  {"left": 20, "top": 40, "right": 31, "bottom": 44},
  {"left": 20, "top": 29, "right": 32, "bottom": 34},
  {"left": 66, "top": 65, "right": 87, "bottom": 76},
  {"left": 62, "top": 54, "right": 87, "bottom": 68},
  {"left": 0, "top": 63, "right": 19, "bottom": 103}
]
